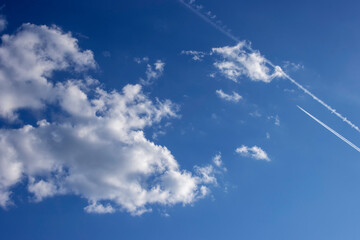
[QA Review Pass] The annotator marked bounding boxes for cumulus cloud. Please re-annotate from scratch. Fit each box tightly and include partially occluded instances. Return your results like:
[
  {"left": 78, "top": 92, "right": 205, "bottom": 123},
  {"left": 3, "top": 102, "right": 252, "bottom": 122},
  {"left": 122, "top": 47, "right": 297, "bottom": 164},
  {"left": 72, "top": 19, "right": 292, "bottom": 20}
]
[
  {"left": 235, "top": 145, "right": 270, "bottom": 161},
  {"left": 216, "top": 89, "right": 242, "bottom": 102},
  {"left": 0, "top": 23, "right": 220, "bottom": 215},
  {"left": 0, "top": 23, "right": 96, "bottom": 120},
  {"left": 140, "top": 60, "right": 165, "bottom": 85},
  {"left": 212, "top": 42, "right": 284, "bottom": 83},
  {"left": 181, "top": 50, "right": 206, "bottom": 61}
]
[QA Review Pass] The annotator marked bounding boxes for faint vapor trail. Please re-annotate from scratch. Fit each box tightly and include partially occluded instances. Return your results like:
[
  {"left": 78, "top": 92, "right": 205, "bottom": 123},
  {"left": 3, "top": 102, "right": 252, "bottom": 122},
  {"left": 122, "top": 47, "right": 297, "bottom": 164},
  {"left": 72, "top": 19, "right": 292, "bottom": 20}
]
[
  {"left": 178, "top": 0, "right": 240, "bottom": 42},
  {"left": 179, "top": 0, "right": 360, "bottom": 134},
  {"left": 297, "top": 106, "right": 360, "bottom": 153}
]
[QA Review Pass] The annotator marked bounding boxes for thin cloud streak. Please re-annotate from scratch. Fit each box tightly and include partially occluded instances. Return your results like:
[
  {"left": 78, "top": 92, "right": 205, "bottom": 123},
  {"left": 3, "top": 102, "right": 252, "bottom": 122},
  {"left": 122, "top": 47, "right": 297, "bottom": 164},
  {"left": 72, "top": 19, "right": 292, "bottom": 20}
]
[
  {"left": 297, "top": 105, "right": 360, "bottom": 153},
  {"left": 179, "top": 0, "right": 360, "bottom": 134},
  {"left": 178, "top": 0, "right": 240, "bottom": 42}
]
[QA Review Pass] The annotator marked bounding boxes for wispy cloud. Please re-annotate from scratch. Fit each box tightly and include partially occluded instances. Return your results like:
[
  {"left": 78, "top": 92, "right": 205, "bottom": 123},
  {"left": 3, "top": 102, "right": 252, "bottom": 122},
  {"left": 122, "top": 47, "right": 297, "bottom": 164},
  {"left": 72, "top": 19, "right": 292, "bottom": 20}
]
[
  {"left": 216, "top": 89, "right": 242, "bottom": 102},
  {"left": 134, "top": 56, "right": 149, "bottom": 64},
  {"left": 181, "top": 50, "right": 206, "bottom": 61},
  {"left": 249, "top": 110, "right": 262, "bottom": 118},
  {"left": 282, "top": 61, "right": 304, "bottom": 72},
  {"left": 140, "top": 59, "right": 165, "bottom": 85},
  {"left": 212, "top": 152, "right": 227, "bottom": 171},
  {"left": 297, "top": 106, "right": 360, "bottom": 153},
  {"left": 266, "top": 132, "right": 270, "bottom": 139},
  {"left": 178, "top": 0, "right": 240, "bottom": 42},
  {"left": 0, "top": 15, "right": 7, "bottom": 32},
  {"left": 268, "top": 115, "right": 280, "bottom": 126},
  {"left": 235, "top": 145, "right": 270, "bottom": 161}
]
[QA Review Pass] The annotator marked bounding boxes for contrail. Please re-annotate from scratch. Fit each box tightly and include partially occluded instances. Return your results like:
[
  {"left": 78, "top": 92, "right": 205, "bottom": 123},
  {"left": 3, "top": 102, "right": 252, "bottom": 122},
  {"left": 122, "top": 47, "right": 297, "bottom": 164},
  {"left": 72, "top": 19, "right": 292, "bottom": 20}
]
[
  {"left": 178, "top": 0, "right": 240, "bottom": 42},
  {"left": 178, "top": 0, "right": 360, "bottom": 134},
  {"left": 270, "top": 63, "right": 360, "bottom": 134},
  {"left": 297, "top": 105, "right": 360, "bottom": 153}
]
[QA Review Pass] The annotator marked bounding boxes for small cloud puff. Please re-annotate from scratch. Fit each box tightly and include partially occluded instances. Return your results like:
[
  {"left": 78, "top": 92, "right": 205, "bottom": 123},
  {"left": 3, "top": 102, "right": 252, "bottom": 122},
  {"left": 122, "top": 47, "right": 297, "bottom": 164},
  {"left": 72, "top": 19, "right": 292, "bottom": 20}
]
[
  {"left": 134, "top": 56, "right": 149, "bottom": 64},
  {"left": 235, "top": 145, "right": 270, "bottom": 161},
  {"left": 140, "top": 59, "right": 165, "bottom": 85},
  {"left": 216, "top": 89, "right": 242, "bottom": 103}
]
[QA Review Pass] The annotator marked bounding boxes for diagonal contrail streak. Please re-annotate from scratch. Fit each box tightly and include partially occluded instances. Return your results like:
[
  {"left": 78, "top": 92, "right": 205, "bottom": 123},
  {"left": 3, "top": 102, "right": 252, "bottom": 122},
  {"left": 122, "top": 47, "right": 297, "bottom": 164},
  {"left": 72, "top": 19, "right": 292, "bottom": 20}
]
[
  {"left": 270, "top": 63, "right": 360, "bottom": 134},
  {"left": 297, "top": 105, "right": 360, "bottom": 153},
  {"left": 178, "top": 0, "right": 240, "bottom": 42},
  {"left": 178, "top": 0, "right": 360, "bottom": 134}
]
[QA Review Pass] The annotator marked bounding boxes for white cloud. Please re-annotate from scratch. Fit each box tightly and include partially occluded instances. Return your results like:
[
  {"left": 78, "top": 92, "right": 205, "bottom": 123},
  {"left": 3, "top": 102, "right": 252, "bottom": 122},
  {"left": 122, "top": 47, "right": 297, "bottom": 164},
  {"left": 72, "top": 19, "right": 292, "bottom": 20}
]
[
  {"left": 212, "top": 152, "right": 227, "bottom": 171},
  {"left": 181, "top": 50, "right": 206, "bottom": 61},
  {"left": 196, "top": 5, "right": 203, "bottom": 10},
  {"left": 194, "top": 165, "right": 217, "bottom": 184},
  {"left": 28, "top": 178, "right": 60, "bottom": 202},
  {"left": 275, "top": 115, "right": 280, "bottom": 126},
  {"left": 235, "top": 145, "right": 270, "bottom": 161},
  {"left": 249, "top": 110, "right": 262, "bottom": 118},
  {"left": 140, "top": 60, "right": 165, "bottom": 85},
  {"left": 0, "top": 23, "right": 96, "bottom": 120},
  {"left": 154, "top": 60, "right": 165, "bottom": 71},
  {"left": 134, "top": 56, "right": 149, "bottom": 64},
  {"left": 282, "top": 61, "right": 304, "bottom": 72},
  {"left": 0, "top": 81, "right": 215, "bottom": 215},
  {"left": 216, "top": 89, "right": 242, "bottom": 102},
  {"left": 0, "top": 23, "right": 219, "bottom": 215},
  {"left": 84, "top": 201, "right": 116, "bottom": 214},
  {"left": 212, "top": 153, "right": 222, "bottom": 167},
  {"left": 193, "top": 153, "right": 228, "bottom": 187},
  {"left": 212, "top": 42, "right": 285, "bottom": 83},
  {"left": 268, "top": 115, "right": 280, "bottom": 126}
]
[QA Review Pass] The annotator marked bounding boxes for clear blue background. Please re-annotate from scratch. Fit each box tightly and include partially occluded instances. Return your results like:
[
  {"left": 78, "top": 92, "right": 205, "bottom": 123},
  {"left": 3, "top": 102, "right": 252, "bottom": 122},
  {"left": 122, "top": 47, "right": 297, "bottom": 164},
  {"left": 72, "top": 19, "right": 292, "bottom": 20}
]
[{"left": 1, "top": 0, "right": 360, "bottom": 239}]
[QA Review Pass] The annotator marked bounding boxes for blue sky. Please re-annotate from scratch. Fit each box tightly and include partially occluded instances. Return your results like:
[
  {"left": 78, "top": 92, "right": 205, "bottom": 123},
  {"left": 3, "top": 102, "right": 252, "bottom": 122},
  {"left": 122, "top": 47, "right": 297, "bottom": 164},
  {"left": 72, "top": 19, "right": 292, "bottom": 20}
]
[{"left": 1, "top": 0, "right": 360, "bottom": 239}]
